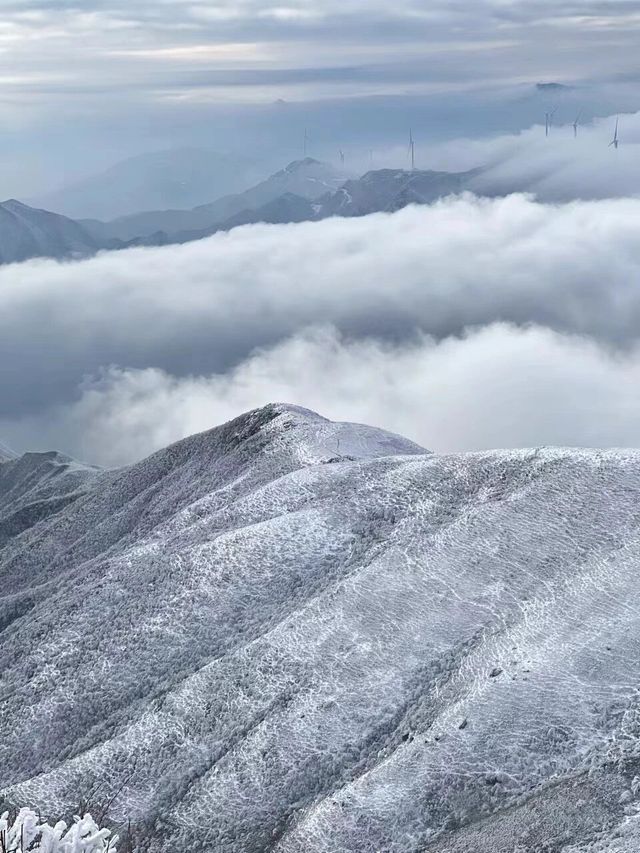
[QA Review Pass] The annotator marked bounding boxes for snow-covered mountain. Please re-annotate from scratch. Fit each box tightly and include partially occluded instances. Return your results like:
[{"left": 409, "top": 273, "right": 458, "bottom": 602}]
[
  {"left": 318, "top": 167, "right": 481, "bottom": 217},
  {"left": 203, "top": 167, "right": 481, "bottom": 232},
  {"left": 3, "top": 404, "right": 640, "bottom": 852},
  {"left": 32, "top": 149, "right": 261, "bottom": 221},
  {"left": 110, "top": 166, "right": 481, "bottom": 248},
  {"left": 0, "top": 200, "right": 109, "bottom": 264},
  {"left": 85, "top": 158, "right": 350, "bottom": 243}
]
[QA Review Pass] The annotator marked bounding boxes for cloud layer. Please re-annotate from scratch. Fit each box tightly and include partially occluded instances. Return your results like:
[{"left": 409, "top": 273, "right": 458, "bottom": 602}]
[
  {"left": 4, "top": 192, "right": 640, "bottom": 463},
  {"left": 6, "top": 323, "right": 640, "bottom": 467}
]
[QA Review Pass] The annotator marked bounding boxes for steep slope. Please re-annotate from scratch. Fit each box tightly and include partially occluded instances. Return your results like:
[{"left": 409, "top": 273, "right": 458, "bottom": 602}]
[
  {"left": 32, "top": 149, "right": 259, "bottom": 221},
  {"left": 0, "top": 451, "right": 99, "bottom": 550},
  {"left": 2, "top": 406, "right": 640, "bottom": 852},
  {"left": 0, "top": 200, "right": 109, "bottom": 264},
  {"left": 84, "top": 159, "right": 350, "bottom": 243}
]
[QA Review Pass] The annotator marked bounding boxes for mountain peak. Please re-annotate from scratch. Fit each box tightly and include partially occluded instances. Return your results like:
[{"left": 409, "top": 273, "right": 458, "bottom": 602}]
[
  {"left": 237, "top": 402, "right": 427, "bottom": 462},
  {"left": 284, "top": 157, "right": 324, "bottom": 172},
  {"left": 1, "top": 198, "right": 30, "bottom": 209},
  {"left": 172, "top": 403, "right": 427, "bottom": 471}
]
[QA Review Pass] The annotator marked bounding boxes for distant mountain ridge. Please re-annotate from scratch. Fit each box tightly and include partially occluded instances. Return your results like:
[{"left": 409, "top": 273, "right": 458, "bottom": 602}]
[
  {"left": 0, "top": 160, "right": 483, "bottom": 264},
  {"left": 83, "top": 157, "right": 351, "bottom": 243},
  {"left": 108, "top": 164, "right": 482, "bottom": 249}
]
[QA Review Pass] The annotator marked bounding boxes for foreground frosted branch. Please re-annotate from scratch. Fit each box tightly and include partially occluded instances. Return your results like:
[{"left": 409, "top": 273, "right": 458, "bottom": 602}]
[{"left": 0, "top": 810, "right": 117, "bottom": 853}]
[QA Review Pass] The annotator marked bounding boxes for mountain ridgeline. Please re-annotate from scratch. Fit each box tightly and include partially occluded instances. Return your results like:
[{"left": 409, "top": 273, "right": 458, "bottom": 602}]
[
  {"left": 0, "top": 158, "right": 482, "bottom": 264},
  {"left": 0, "top": 200, "right": 112, "bottom": 265},
  {"left": 2, "top": 404, "right": 640, "bottom": 852}
]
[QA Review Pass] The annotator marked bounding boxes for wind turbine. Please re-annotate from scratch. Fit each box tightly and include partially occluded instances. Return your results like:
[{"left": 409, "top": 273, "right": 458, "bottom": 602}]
[
  {"left": 609, "top": 117, "right": 620, "bottom": 149},
  {"left": 408, "top": 129, "right": 416, "bottom": 171},
  {"left": 303, "top": 128, "right": 310, "bottom": 157},
  {"left": 545, "top": 107, "right": 557, "bottom": 138},
  {"left": 339, "top": 149, "right": 345, "bottom": 166},
  {"left": 572, "top": 110, "right": 582, "bottom": 138}
]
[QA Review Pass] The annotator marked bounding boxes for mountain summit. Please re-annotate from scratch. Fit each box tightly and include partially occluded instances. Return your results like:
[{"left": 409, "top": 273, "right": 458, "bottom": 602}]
[
  {"left": 0, "top": 199, "right": 106, "bottom": 263},
  {"left": 2, "top": 406, "right": 640, "bottom": 851}
]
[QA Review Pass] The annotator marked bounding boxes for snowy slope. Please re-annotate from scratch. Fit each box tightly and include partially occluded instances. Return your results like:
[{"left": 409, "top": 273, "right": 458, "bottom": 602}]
[
  {"left": 2, "top": 405, "right": 640, "bottom": 852},
  {"left": 0, "top": 200, "right": 110, "bottom": 263},
  {"left": 318, "top": 168, "right": 480, "bottom": 218}
]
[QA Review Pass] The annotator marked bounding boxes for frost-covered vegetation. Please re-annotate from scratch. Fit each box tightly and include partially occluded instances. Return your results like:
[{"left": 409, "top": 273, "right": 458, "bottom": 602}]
[
  {"left": 0, "top": 810, "right": 116, "bottom": 853},
  {"left": 3, "top": 404, "right": 640, "bottom": 851}
]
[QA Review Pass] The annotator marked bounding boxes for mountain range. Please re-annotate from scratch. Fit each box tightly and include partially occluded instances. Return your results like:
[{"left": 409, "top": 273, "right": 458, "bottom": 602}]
[
  {"left": 0, "top": 159, "right": 482, "bottom": 264},
  {"left": 2, "top": 404, "right": 640, "bottom": 852},
  {"left": 81, "top": 157, "right": 352, "bottom": 243}
]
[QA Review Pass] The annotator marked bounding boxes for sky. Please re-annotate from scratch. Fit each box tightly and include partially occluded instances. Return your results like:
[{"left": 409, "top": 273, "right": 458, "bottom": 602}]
[
  {"left": 4, "top": 0, "right": 640, "bottom": 195},
  {"left": 4, "top": 1, "right": 640, "bottom": 463}
]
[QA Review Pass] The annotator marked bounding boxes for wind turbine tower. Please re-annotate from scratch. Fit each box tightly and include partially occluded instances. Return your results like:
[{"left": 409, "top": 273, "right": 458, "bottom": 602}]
[
  {"left": 339, "top": 149, "right": 345, "bottom": 166},
  {"left": 609, "top": 117, "right": 620, "bottom": 149},
  {"left": 545, "top": 107, "right": 557, "bottom": 138},
  {"left": 303, "top": 128, "right": 310, "bottom": 157},
  {"left": 409, "top": 129, "right": 416, "bottom": 171},
  {"left": 573, "top": 111, "right": 582, "bottom": 138}
]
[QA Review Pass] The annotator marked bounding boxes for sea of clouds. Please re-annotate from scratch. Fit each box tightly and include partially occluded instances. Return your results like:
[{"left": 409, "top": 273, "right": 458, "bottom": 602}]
[{"left": 4, "top": 189, "right": 640, "bottom": 465}]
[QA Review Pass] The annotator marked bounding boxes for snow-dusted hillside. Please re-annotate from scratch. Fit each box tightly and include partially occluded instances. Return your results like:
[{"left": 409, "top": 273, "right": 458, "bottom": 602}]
[
  {"left": 0, "top": 200, "right": 108, "bottom": 264},
  {"left": 2, "top": 404, "right": 640, "bottom": 852},
  {"left": 318, "top": 167, "right": 480, "bottom": 218}
]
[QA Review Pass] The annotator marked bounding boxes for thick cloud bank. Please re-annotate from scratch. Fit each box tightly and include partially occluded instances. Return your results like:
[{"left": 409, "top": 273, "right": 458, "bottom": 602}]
[
  {"left": 4, "top": 192, "right": 640, "bottom": 462},
  {"left": 6, "top": 324, "right": 640, "bottom": 467}
]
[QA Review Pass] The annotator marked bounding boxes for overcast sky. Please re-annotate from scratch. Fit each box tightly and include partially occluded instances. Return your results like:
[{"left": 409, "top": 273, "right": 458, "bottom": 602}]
[
  {"left": 4, "top": 1, "right": 640, "bottom": 106},
  {"left": 3, "top": 0, "right": 640, "bottom": 195}
]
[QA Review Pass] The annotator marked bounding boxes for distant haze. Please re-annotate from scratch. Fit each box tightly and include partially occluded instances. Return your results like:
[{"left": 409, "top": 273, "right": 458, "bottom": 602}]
[{"left": 3, "top": 1, "right": 640, "bottom": 199}]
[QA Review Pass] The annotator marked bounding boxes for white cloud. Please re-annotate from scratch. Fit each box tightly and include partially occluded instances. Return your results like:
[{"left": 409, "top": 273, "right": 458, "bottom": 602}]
[
  {"left": 5, "top": 192, "right": 640, "bottom": 462},
  {"left": 7, "top": 323, "right": 640, "bottom": 466}
]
